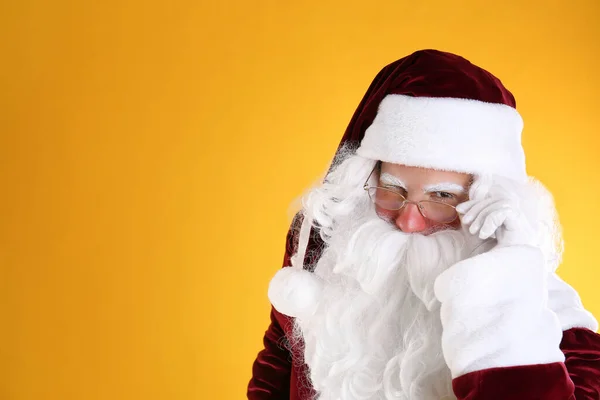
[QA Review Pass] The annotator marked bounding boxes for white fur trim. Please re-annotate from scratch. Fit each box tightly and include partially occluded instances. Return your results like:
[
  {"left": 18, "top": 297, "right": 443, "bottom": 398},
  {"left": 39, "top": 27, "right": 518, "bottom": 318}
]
[
  {"left": 268, "top": 267, "right": 324, "bottom": 318},
  {"left": 290, "top": 213, "right": 312, "bottom": 271},
  {"left": 547, "top": 272, "right": 598, "bottom": 332},
  {"left": 357, "top": 95, "right": 527, "bottom": 182},
  {"left": 433, "top": 245, "right": 564, "bottom": 378}
]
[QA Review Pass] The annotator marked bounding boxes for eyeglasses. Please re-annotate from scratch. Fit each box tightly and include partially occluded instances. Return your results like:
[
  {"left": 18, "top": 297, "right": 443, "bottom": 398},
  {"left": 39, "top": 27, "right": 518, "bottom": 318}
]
[{"left": 363, "top": 164, "right": 459, "bottom": 224}]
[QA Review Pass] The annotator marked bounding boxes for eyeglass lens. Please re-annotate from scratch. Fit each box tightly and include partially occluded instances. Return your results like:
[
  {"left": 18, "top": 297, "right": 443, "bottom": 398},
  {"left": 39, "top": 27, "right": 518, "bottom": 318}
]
[{"left": 366, "top": 187, "right": 457, "bottom": 223}]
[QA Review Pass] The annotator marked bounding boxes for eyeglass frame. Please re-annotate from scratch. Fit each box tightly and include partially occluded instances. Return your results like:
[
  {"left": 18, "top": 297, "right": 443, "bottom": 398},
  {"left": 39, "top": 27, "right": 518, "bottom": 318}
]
[{"left": 362, "top": 162, "right": 460, "bottom": 224}]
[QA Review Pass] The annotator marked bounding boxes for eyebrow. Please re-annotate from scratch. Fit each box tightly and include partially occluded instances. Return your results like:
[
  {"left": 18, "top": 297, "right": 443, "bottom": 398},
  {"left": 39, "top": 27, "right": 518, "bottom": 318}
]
[
  {"left": 380, "top": 173, "right": 466, "bottom": 194},
  {"left": 423, "top": 183, "right": 466, "bottom": 194},
  {"left": 380, "top": 173, "right": 406, "bottom": 188}
]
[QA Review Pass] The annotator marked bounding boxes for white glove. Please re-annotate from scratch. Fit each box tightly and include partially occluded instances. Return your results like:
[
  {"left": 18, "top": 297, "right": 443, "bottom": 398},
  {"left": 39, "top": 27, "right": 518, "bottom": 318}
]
[{"left": 456, "top": 174, "right": 538, "bottom": 248}]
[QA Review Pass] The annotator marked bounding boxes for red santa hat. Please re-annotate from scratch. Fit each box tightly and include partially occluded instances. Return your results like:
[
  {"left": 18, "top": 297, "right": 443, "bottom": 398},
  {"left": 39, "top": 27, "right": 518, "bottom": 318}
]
[{"left": 269, "top": 49, "right": 526, "bottom": 318}]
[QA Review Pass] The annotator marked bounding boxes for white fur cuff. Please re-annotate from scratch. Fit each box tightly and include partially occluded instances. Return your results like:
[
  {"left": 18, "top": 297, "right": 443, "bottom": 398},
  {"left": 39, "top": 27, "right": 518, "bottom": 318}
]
[
  {"left": 547, "top": 272, "right": 598, "bottom": 332},
  {"left": 434, "top": 245, "right": 565, "bottom": 378}
]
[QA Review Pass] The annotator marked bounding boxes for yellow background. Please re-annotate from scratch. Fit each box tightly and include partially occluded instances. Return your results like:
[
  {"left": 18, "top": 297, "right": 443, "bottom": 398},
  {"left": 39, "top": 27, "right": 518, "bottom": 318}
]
[{"left": 1, "top": 1, "right": 599, "bottom": 399}]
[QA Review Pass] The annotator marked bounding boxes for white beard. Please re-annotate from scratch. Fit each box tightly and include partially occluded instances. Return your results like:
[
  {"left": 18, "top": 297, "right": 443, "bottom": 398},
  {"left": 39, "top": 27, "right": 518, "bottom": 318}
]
[{"left": 292, "top": 153, "right": 488, "bottom": 400}]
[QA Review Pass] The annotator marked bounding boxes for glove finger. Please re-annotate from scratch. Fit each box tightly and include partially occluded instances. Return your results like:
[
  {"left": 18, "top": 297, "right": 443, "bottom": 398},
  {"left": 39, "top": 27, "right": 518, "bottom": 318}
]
[
  {"left": 469, "top": 174, "right": 494, "bottom": 201},
  {"left": 456, "top": 199, "right": 478, "bottom": 215},
  {"left": 461, "top": 198, "right": 497, "bottom": 225},
  {"left": 479, "top": 209, "right": 509, "bottom": 239},
  {"left": 469, "top": 199, "right": 507, "bottom": 235}
]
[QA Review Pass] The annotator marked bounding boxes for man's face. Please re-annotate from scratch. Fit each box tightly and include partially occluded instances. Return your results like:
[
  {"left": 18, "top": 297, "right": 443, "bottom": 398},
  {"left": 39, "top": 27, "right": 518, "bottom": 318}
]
[{"left": 375, "top": 162, "right": 472, "bottom": 235}]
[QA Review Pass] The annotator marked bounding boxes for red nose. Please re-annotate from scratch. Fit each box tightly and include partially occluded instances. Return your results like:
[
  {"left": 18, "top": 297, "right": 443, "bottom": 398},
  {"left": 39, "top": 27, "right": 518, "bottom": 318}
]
[{"left": 395, "top": 203, "right": 429, "bottom": 233}]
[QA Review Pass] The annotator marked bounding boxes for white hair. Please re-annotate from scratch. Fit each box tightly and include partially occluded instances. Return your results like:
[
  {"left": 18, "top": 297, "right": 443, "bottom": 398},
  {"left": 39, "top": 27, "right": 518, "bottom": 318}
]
[
  {"left": 290, "top": 147, "right": 486, "bottom": 400},
  {"left": 287, "top": 146, "right": 563, "bottom": 400}
]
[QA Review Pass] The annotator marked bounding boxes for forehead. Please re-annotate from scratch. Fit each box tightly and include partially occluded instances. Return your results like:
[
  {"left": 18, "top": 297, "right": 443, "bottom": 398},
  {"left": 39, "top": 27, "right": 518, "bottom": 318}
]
[{"left": 379, "top": 162, "right": 472, "bottom": 186}]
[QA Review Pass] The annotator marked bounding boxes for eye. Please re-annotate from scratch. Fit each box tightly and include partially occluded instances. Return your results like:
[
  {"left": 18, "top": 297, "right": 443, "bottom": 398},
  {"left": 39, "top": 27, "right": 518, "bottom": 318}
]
[
  {"left": 381, "top": 185, "right": 406, "bottom": 195},
  {"left": 433, "top": 191, "right": 455, "bottom": 199}
]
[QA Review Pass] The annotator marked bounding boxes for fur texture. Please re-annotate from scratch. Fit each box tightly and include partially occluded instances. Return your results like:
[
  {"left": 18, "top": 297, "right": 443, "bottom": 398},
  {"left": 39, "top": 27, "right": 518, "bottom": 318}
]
[
  {"left": 268, "top": 147, "right": 595, "bottom": 400},
  {"left": 357, "top": 95, "right": 526, "bottom": 182},
  {"left": 289, "top": 151, "right": 486, "bottom": 399}
]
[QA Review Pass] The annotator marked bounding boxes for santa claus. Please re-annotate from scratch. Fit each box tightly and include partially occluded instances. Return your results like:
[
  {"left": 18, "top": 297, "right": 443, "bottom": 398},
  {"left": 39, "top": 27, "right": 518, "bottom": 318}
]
[{"left": 247, "top": 49, "right": 600, "bottom": 400}]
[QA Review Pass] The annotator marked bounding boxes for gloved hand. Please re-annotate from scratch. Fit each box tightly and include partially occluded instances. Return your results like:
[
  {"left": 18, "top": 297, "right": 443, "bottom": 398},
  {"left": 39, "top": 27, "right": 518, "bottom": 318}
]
[{"left": 456, "top": 174, "right": 539, "bottom": 248}]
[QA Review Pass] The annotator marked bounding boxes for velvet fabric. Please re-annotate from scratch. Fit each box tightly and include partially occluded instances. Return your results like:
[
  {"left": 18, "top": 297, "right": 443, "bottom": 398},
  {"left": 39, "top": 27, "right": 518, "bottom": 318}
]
[
  {"left": 452, "top": 326, "right": 600, "bottom": 399},
  {"left": 248, "top": 215, "right": 319, "bottom": 400},
  {"left": 329, "top": 50, "right": 517, "bottom": 163},
  {"left": 248, "top": 221, "right": 600, "bottom": 400}
]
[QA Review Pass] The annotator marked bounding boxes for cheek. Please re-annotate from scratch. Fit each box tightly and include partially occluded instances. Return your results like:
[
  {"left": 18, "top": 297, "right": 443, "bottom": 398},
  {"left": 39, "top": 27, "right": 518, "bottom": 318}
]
[
  {"left": 375, "top": 206, "right": 396, "bottom": 222},
  {"left": 448, "top": 217, "right": 462, "bottom": 229},
  {"left": 374, "top": 204, "right": 460, "bottom": 231},
  {"left": 429, "top": 216, "right": 461, "bottom": 234}
]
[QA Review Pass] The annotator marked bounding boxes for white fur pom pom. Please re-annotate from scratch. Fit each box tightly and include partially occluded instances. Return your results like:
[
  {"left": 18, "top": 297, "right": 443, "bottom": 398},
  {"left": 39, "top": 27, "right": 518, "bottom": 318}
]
[{"left": 268, "top": 267, "right": 324, "bottom": 318}]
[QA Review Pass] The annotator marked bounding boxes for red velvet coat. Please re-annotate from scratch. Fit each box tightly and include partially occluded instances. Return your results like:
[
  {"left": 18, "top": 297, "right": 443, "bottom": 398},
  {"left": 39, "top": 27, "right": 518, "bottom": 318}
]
[{"left": 248, "top": 223, "right": 600, "bottom": 400}]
